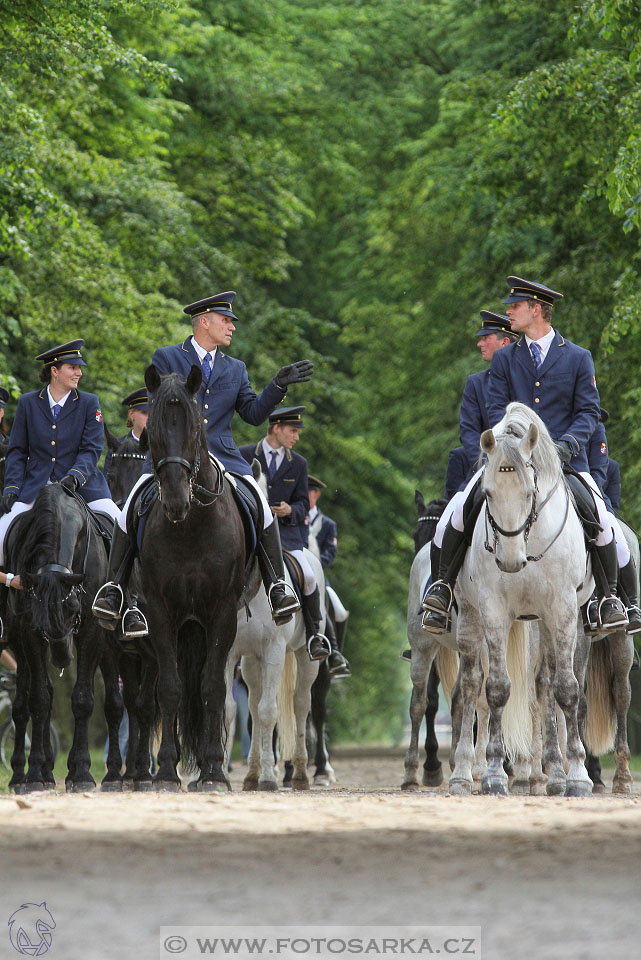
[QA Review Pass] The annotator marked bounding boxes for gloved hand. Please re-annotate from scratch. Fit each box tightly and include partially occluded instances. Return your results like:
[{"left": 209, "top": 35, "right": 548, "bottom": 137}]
[
  {"left": 554, "top": 440, "right": 574, "bottom": 464},
  {"left": 0, "top": 492, "right": 17, "bottom": 516},
  {"left": 275, "top": 360, "right": 314, "bottom": 390},
  {"left": 60, "top": 474, "right": 79, "bottom": 492}
]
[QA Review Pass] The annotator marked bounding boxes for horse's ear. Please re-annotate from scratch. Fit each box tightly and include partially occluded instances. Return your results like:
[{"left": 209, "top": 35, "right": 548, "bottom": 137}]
[
  {"left": 251, "top": 457, "right": 262, "bottom": 481},
  {"left": 104, "top": 422, "right": 119, "bottom": 452},
  {"left": 521, "top": 422, "right": 539, "bottom": 457},
  {"left": 480, "top": 429, "right": 496, "bottom": 455},
  {"left": 415, "top": 489, "right": 425, "bottom": 513},
  {"left": 138, "top": 427, "right": 149, "bottom": 454},
  {"left": 145, "top": 364, "right": 162, "bottom": 393},
  {"left": 186, "top": 364, "right": 203, "bottom": 395}
]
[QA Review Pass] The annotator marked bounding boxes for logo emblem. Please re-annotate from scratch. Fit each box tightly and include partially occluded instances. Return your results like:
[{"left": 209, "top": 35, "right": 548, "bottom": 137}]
[
  {"left": 95, "top": 409, "right": 103, "bottom": 422},
  {"left": 8, "top": 902, "right": 56, "bottom": 955},
  {"left": 600, "top": 442, "right": 606, "bottom": 455}
]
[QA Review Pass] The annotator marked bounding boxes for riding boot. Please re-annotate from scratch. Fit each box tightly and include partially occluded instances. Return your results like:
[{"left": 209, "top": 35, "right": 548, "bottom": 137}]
[
  {"left": 421, "top": 521, "right": 468, "bottom": 633},
  {"left": 257, "top": 521, "right": 300, "bottom": 624},
  {"left": 618, "top": 557, "right": 641, "bottom": 635},
  {"left": 302, "top": 587, "right": 331, "bottom": 661},
  {"left": 327, "top": 612, "right": 351, "bottom": 677},
  {"left": 590, "top": 539, "right": 628, "bottom": 630},
  {"left": 0, "top": 580, "right": 7, "bottom": 643},
  {"left": 92, "top": 526, "right": 145, "bottom": 632}
]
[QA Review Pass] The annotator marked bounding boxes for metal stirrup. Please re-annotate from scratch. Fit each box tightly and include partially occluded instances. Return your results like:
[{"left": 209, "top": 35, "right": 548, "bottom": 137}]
[
  {"left": 421, "top": 579, "right": 453, "bottom": 613},
  {"left": 123, "top": 604, "right": 149, "bottom": 637},
  {"left": 307, "top": 633, "right": 331, "bottom": 657},
  {"left": 92, "top": 582, "right": 124, "bottom": 619},
  {"left": 267, "top": 579, "right": 300, "bottom": 613}
]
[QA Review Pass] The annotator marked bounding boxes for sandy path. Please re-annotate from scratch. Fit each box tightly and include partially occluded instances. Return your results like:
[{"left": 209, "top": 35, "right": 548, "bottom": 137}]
[{"left": 0, "top": 756, "right": 639, "bottom": 960}]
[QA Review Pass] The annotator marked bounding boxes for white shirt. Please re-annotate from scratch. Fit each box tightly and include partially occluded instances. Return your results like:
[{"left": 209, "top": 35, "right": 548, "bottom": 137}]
[
  {"left": 525, "top": 327, "right": 556, "bottom": 364},
  {"left": 190, "top": 337, "right": 218, "bottom": 365},
  {"left": 308, "top": 505, "right": 319, "bottom": 524},
  {"left": 47, "top": 386, "right": 71, "bottom": 410},
  {"left": 262, "top": 437, "right": 285, "bottom": 474}
]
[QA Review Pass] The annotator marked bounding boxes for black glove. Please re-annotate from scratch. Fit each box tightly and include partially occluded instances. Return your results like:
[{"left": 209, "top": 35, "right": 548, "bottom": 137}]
[
  {"left": 0, "top": 492, "right": 17, "bottom": 516},
  {"left": 275, "top": 360, "right": 314, "bottom": 390},
  {"left": 60, "top": 475, "right": 79, "bottom": 492},
  {"left": 554, "top": 440, "right": 574, "bottom": 464}
]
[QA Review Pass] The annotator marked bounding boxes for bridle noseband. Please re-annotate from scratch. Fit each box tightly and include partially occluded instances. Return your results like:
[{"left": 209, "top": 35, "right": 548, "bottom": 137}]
[{"left": 152, "top": 423, "right": 224, "bottom": 507}]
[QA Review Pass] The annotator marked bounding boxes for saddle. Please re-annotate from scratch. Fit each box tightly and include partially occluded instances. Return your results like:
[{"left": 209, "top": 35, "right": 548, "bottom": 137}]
[
  {"left": 563, "top": 469, "right": 602, "bottom": 545},
  {"left": 284, "top": 551, "right": 305, "bottom": 603}
]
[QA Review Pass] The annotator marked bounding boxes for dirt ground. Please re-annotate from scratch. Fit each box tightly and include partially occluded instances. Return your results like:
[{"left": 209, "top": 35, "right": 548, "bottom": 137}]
[{"left": 1, "top": 753, "right": 640, "bottom": 960}]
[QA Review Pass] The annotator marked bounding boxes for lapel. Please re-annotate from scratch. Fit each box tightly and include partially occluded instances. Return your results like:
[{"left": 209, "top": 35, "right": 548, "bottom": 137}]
[
  {"left": 537, "top": 332, "right": 565, "bottom": 377},
  {"left": 208, "top": 349, "right": 227, "bottom": 387},
  {"left": 38, "top": 388, "right": 79, "bottom": 424},
  {"left": 514, "top": 338, "right": 538, "bottom": 380},
  {"left": 272, "top": 447, "right": 293, "bottom": 482},
  {"left": 55, "top": 389, "right": 80, "bottom": 425},
  {"left": 180, "top": 338, "right": 203, "bottom": 376},
  {"left": 38, "top": 388, "right": 54, "bottom": 424}
]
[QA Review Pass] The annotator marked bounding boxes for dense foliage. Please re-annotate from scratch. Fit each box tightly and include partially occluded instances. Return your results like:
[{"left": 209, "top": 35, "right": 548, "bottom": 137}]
[{"left": 2, "top": 0, "right": 641, "bottom": 744}]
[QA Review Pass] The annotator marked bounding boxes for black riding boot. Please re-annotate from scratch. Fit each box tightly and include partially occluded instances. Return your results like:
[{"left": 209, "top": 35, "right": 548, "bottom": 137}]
[
  {"left": 589, "top": 539, "right": 628, "bottom": 631},
  {"left": 618, "top": 557, "right": 641, "bottom": 635},
  {"left": 92, "top": 526, "right": 147, "bottom": 635},
  {"left": 303, "top": 587, "right": 331, "bottom": 661},
  {"left": 328, "top": 612, "right": 351, "bottom": 677},
  {"left": 257, "top": 522, "right": 300, "bottom": 624},
  {"left": 421, "top": 521, "right": 468, "bottom": 633}
]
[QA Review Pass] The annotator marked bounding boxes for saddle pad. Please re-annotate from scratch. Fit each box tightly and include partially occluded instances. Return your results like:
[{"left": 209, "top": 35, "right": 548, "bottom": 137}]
[
  {"left": 564, "top": 471, "right": 602, "bottom": 542},
  {"left": 284, "top": 552, "right": 304, "bottom": 603}
]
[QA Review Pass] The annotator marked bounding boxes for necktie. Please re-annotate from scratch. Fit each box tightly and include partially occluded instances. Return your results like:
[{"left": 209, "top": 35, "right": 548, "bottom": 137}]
[
  {"left": 529, "top": 341, "right": 542, "bottom": 371},
  {"left": 202, "top": 352, "right": 213, "bottom": 382},
  {"left": 268, "top": 450, "right": 278, "bottom": 478},
  {"left": 52, "top": 403, "right": 61, "bottom": 419}
]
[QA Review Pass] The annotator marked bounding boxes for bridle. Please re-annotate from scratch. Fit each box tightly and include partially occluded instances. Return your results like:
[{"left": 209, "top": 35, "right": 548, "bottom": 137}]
[
  {"left": 152, "top": 418, "right": 224, "bottom": 508},
  {"left": 484, "top": 459, "right": 569, "bottom": 563}
]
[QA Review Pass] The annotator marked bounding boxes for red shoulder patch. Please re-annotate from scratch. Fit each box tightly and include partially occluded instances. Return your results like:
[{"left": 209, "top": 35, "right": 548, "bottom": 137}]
[{"left": 96, "top": 409, "right": 103, "bottom": 422}]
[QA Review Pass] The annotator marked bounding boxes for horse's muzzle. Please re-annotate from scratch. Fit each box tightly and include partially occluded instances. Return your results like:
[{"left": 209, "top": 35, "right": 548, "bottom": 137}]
[{"left": 496, "top": 557, "right": 527, "bottom": 573}]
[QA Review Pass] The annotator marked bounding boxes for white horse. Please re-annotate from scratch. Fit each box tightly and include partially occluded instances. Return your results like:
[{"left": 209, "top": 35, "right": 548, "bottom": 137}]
[
  {"left": 451, "top": 402, "right": 594, "bottom": 797},
  {"left": 224, "top": 470, "right": 325, "bottom": 791}
]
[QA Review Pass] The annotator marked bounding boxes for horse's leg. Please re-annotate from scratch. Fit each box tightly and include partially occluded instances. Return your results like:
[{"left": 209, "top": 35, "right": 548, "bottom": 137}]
[
  {"left": 609, "top": 632, "right": 634, "bottom": 794},
  {"left": 536, "top": 625, "right": 567, "bottom": 794},
  {"left": 149, "top": 608, "right": 182, "bottom": 790},
  {"left": 8, "top": 646, "right": 30, "bottom": 793},
  {"left": 481, "top": 620, "right": 511, "bottom": 796},
  {"left": 41, "top": 668, "right": 57, "bottom": 786},
  {"left": 448, "top": 673, "right": 462, "bottom": 772},
  {"left": 554, "top": 619, "right": 592, "bottom": 797},
  {"left": 133, "top": 656, "right": 157, "bottom": 790},
  {"left": 471, "top": 643, "right": 489, "bottom": 789},
  {"left": 66, "top": 627, "right": 103, "bottom": 793},
  {"left": 223, "top": 654, "right": 237, "bottom": 776},
  {"left": 256, "top": 646, "right": 285, "bottom": 791},
  {"left": 24, "top": 642, "right": 51, "bottom": 791},
  {"left": 291, "top": 651, "right": 317, "bottom": 790},
  {"left": 402, "top": 645, "right": 434, "bottom": 790},
  {"left": 422, "top": 662, "right": 443, "bottom": 786},
  {"left": 99, "top": 647, "right": 125, "bottom": 791},
  {"left": 121, "top": 658, "right": 141, "bottom": 788},
  {"left": 311, "top": 662, "right": 332, "bottom": 786},
  {"left": 241, "top": 655, "right": 262, "bottom": 791},
  {"left": 450, "top": 603, "right": 483, "bottom": 794},
  {"left": 198, "top": 604, "right": 238, "bottom": 792}
]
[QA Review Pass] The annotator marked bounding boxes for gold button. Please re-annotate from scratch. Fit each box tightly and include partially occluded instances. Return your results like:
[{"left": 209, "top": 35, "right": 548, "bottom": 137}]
[
  {"left": 204, "top": 419, "right": 208, "bottom": 424},
  {"left": 51, "top": 457, "right": 56, "bottom": 462},
  {"left": 535, "top": 381, "right": 540, "bottom": 387},
  {"left": 534, "top": 398, "right": 540, "bottom": 403},
  {"left": 52, "top": 424, "right": 56, "bottom": 430},
  {"left": 206, "top": 389, "right": 210, "bottom": 394},
  {"left": 51, "top": 440, "right": 55, "bottom": 446},
  {"left": 204, "top": 404, "right": 209, "bottom": 410}
]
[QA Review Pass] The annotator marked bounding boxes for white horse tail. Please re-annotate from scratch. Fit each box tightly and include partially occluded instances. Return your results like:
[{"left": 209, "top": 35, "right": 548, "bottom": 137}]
[
  {"left": 584, "top": 639, "right": 616, "bottom": 756},
  {"left": 502, "top": 621, "right": 535, "bottom": 761},
  {"left": 435, "top": 646, "right": 459, "bottom": 707},
  {"left": 277, "top": 649, "right": 297, "bottom": 762}
]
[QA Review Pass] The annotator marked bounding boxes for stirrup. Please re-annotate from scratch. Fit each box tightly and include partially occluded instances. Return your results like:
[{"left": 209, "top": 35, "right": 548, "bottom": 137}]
[
  {"left": 267, "top": 580, "right": 300, "bottom": 617},
  {"left": 92, "top": 582, "right": 124, "bottom": 619},
  {"left": 596, "top": 595, "right": 628, "bottom": 629},
  {"left": 421, "top": 608, "right": 451, "bottom": 634},
  {"left": 421, "top": 579, "right": 453, "bottom": 614},
  {"left": 307, "top": 633, "right": 332, "bottom": 660},
  {"left": 625, "top": 604, "right": 641, "bottom": 635},
  {"left": 123, "top": 605, "right": 149, "bottom": 638}
]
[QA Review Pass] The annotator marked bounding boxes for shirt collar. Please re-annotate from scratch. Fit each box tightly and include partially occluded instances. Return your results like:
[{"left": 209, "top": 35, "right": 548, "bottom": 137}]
[
  {"left": 262, "top": 437, "right": 284, "bottom": 461},
  {"left": 47, "top": 386, "right": 71, "bottom": 409},
  {"left": 190, "top": 337, "right": 218, "bottom": 363},
  {"left": 525, "top": 327, "right": 555, "bottom": 361},
  {"left": 308, "top": 505, "right": 319, "bottom": 523}
]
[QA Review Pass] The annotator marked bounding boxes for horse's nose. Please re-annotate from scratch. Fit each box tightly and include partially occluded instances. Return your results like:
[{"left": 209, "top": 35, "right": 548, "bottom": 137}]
[
  {"left": 164, "top": 500, "right": 190, "bottom": 523},
  {"left": 496, "top": 557, "right": 527, "bottom": 573}
]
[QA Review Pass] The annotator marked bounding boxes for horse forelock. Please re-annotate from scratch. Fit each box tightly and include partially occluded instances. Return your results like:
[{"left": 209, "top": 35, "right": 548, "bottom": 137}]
[
  {"left": 490, "top": 402, "right": 560, "bottom": 490},
  {"left": 20, "top": 486, "right": 65, "bottom": 574},
  {"left": 147, "top": 373, "right": 201, "bottom": 451}
]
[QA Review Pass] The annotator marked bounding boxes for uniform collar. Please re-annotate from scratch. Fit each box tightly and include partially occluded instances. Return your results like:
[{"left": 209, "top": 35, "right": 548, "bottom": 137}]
[
  {"left": 47, "top": 386, "right": 72, "bottom": 409},
  {"left": 190, "top": 337, "right": 218, "bottom": 363}
]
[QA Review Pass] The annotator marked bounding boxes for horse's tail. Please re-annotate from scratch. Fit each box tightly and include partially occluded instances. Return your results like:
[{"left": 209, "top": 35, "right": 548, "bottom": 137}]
[
  {"left": 584, "top": 638, "right": 616, "bottom": 755},
  {"left": 435, "top": 646, "right": 459, "bottom": 707},
  {"left": 276, "top": 650, "right": 297, "bottom": 762},
  {"left": 502, "top": 621, "right": 535, "bottom": 761},
  {"left": 176, "top": 620, "right": 208, "bottom": 768}
]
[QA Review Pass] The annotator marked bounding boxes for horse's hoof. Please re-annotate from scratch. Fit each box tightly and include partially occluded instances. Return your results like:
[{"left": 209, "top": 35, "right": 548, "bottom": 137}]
[
  {"left": 613, "top": 780, "right": 632, "bottom": 796},
  {"left": 448, "top": 778, "right": 473, "bottom": 796},
  {"left": 153, "top": 780, "right": 182, "bottom": 792},
  {"left": 199, "top": 780, "right": 230, "bottom": 794},
  {"left": 187, "top": 780, "right": 199, "bottom": 792},
  {"left": 133, "top": 780, "right": 153, "bottom": 792},
  {"left": 546, "top": 781, "right": 566, "bottom": 797},
  {"left": 565, "top": 780, "right": 592, "bottom": 798},
  {"left": 121, "top": 780, "right": 135, "bottom": 792},
  {"left": 481, "top": 778, "right": 508, "bottom": 796},
  {"left": 510, "top": 779, "right": 530, "bottom": 795},
  {"left": 281, "top": 780, "right": 292, "bottom": 789},
  {"left": 24, "top": 782, "right": 46, "bottom": 793},
  {"left": 591, "top": 781, "right": 607, "bottom": 795},
  {"left": 10, "top": 783, "right": 28, "bottom": 795},
  {"left": 100, "top": 780, "right": 123, "bottom": 792},
  {"left": 401, "top": 781, "right": 420, "bottom": 792},
  {"left": 258, "top": 780, "right": 278, "bottom": 792},
  {"left": 530, "top": 780, "right": 547, "bottom": 796},
  {"left": 242, "top": 778, "right": 259, "bottom": 791},
  {"left": 422, "top": 766, "right": 443, "bottom": 787},
  {"left": 291, "top": 778, "right": 310, "bottom": 791},
  {"left": 68, "top": 781, "right": 96, "bottom": 793},
  {"left": 313, "top": 775, "right": 331, "bottom": 787}
]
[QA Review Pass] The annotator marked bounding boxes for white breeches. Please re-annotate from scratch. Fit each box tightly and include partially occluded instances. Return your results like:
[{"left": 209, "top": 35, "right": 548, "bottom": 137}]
[
  {"left": 609, "top": 512, "right": 630, "bottom": 566},
  {"left": 579, "top": 472, "right": 612, "bottom": 547},
  {"left": 326, "top": 584, "right": 349, "bottom": 622},
  {"left": 0, "top": 496, "right": 120, "bottom": 566},
  {"left": 435, "top": 467, "right": 484, "bottom": 546},
  {"left": 117, "top": 472, "right": 274, "bottom": 534},
  {"left": 287, "top": 549, "right": 316, "bottom": 596}
]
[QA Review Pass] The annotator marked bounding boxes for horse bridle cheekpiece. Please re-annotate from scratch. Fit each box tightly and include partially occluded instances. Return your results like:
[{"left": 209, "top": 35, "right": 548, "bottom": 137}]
[{"left": 152, "top": 400, "right": 224, "bottom": 507}]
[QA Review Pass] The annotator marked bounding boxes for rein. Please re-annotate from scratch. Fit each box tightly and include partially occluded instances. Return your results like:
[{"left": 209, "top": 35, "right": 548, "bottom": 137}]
[
  {"left": 152, "top": 425, "right": 224, "bottom": 508},
  {"left": 484, "top": 462, "right": 569, "bottom": 563}
]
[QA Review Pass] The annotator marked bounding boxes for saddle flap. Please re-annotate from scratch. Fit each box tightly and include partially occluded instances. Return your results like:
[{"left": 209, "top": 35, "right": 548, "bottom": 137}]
[{"left": 284, "top": 551, "right": 305, "bottom": 602}]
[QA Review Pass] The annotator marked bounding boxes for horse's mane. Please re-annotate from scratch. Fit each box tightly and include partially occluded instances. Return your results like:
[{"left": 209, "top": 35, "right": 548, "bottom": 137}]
[
  {"left": 147, "top": 372, "right": 203, "bottom": 448},
  {"left": 19, "top": 485, "right": 61, "bottom": 574},
  {"left": 489, "top": 401, "right": 560, "bottom": 490}
]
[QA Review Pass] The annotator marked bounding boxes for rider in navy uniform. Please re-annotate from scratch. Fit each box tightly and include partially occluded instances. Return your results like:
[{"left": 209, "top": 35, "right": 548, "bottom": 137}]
[
  {"left": 93, "top": 292, "right": 312, "bottom": 636},
  {"left": 307, "top": 474, "right": 351, "bottom": 677},
  {"left": 103, "top": 388, "right": 149, "bottom": 478},
  {"left": 423, "top": 277, "right": 628, "bottom": 634},
  {"left": 239, "top": 408, "right": 331, "bottom": 662}
]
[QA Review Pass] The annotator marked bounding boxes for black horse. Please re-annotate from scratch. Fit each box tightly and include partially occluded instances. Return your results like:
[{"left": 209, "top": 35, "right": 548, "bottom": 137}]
[
  {"left": 141, "top": 364, "right": 246, "bottom": 791},
  {"left": 5, "top": 484, "right": 124, "bottom": 792},
  {"left": 103, "top": 424, "right": 149, "bottom": 508}
]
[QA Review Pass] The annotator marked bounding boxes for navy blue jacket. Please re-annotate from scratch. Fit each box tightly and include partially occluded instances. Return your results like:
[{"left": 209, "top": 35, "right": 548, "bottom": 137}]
[
  {"left": 459, "top": 369, "right": 491, "bottom": 473},
  {"left": 152, "top": 339, "right": 285, "bottom": 475},
  {"left": 486, "top": 332, "right": 600, "bottom": 473},
  {"left": 587, "top": 422, "right": 610, "bottom": 509},
  {"left": 310, "top": 511, "right": 338, "bottom": 568},
  {"left": 4, "top": 388, "right": 111, "bottom": 503},
  {"left": 445, "top": 446, "right": 472, "bottom": 499},
  {"left": 605, "top": 458, "right": 621, "bottom": 512},
  {"left": 239, "top": 441, "right": 309, "bottom": 551}
]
